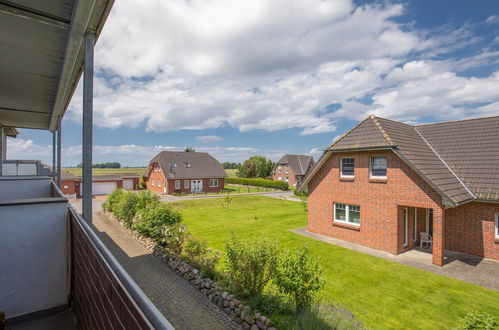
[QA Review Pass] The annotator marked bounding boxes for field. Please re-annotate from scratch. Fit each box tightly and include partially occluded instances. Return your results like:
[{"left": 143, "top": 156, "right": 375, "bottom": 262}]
[
  {"left": 225, "top": 169, "right": 238, "bottom": 177},
  {"left": 173, "top": 195, "right": 499, "bottom": 329},
  {"left": 62, "top": 167, "right": 146, "bottom": 176}
]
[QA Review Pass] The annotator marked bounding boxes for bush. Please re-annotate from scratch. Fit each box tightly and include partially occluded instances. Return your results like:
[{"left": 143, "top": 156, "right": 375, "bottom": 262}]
[
  {"left": 182, "top": 237, "right": 221, "bottom": 278},
  {"left": 135, "top": 190, "right": 160, "bottom": 212},
  {"left": 293, "top": 303, "right": 365, "bottom": 330},
  {"left": 133, "top": 203, "right": 182, "bottom": 243},
  {"left": 160, "top": 223, "right": 189, "bottom": 255},
  {"left": 226, "top": 177, "right": 289, "bottom": 190},
  {"left": 455, "top": 311, "right": 498, "bottom": 329},
  {"left": 274, "top": 245, "right": 324, "bottom": 312},
  {"left": 113, "top": 191, "right": 139, "bottom": 228},
  {"left": 103, "top": 189, "right": 125, "bottom": 213},
  {"left": 224, "top": 236, "right": 279, "bottom": 298}
]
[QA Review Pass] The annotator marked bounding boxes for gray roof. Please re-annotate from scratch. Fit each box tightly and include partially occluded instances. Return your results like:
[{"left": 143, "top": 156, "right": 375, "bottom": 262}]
[
  {"left": 149, "top": 151, "right": 227, "bottom": 180},
  {"left": 302, "top": 115, "right": 499, "bottom": 205},
  {"left": 276, "top": 155, "right": 315, "bottom": 176}
]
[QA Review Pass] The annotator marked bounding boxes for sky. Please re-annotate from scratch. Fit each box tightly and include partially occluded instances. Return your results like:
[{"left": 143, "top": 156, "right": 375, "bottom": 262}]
[{"left": 7, "top": 0, "right": 499, "bottom": 166}]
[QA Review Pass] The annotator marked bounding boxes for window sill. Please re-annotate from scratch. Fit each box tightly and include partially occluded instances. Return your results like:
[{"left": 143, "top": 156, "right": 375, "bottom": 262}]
[
  {"left": 495, "top": 238, "right": 499, "bottom": 244},
  {"left": 333, "top": 221, "right": 360, "bottom": 231},
  {"left": 340, "top": 177, "right": 354, "bottom": 182},
  {"left": 369, "top": 178, "right": 387, "bottom": 183}
]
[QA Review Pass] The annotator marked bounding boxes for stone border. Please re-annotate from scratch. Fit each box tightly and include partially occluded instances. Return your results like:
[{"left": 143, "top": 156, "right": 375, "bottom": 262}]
[{"left": 105, "top": 212, "right": 276, "bottom": 330}]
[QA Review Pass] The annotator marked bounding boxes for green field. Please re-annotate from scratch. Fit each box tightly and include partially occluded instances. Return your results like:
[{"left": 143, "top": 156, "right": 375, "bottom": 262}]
[
  {"left": 225, "top": 169, "right": 238, "bottom": 177},
  {"left": 173, "top": 196, "right": 499, "bottom": 329},
  {"left": 62, "top": 167, "right": 146, "bottom": 176}
]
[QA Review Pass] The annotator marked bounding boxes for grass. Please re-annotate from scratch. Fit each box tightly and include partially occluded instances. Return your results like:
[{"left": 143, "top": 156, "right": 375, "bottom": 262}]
[
  {"left": 224, "top": 184, "right": 277, "bottom": 193},
  {"left": 225, "top": 169, "right": 238, "bottom": 177},
  {"left": 62, "top": 167, "right": 146, "bottom": 176},
  {"left": 172, "top": 195, "right": 499, "bottom": 329}
]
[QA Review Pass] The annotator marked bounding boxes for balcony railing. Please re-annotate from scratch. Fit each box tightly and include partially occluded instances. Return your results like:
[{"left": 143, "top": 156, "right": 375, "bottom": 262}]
[{"left": 1, "top": 160, "right": 43, "bottom": 176}]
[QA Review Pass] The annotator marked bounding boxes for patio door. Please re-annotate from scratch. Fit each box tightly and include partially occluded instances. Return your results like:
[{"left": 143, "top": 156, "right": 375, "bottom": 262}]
[
  {"left": 426, "top": 209, "right": 433, "bottom": 236},
  {"left": 403, "top": 208, "right": 408, "bottom": 247},
  {"left": 191, "top": 180, "right": 203, "bottom": 192}
]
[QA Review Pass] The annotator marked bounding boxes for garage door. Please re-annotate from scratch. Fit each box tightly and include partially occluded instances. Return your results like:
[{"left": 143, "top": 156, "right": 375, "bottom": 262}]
[
  {"left": 80, "top": 182, "right": 117, "bottom": 195},
  {"left": 123, "top": 179, "right": 134, "bottom": 190}
]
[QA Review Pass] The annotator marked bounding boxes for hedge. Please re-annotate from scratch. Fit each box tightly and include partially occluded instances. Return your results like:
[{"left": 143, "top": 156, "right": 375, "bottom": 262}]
[{"left": 226, "top": 177, "right": 289, "bottom": 190}]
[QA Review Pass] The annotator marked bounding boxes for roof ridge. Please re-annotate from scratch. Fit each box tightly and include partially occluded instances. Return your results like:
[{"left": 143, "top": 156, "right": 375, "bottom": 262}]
[
  {"left": 415, "top": 115, "right": 499, "bottom": 127},
  {"left": 369, "top": 115, "right": 396, "bottom": 146},
  {"left": 326, "top": 116, "right": 372, "bottom": 150},
  {"left": 370, "top": 115, "right": 413, "bottom": 127},
  {"left": 297, "top": 155, "right": 304, "bottom": 174},
  {"left": 414, "top": 126, "right": 475, "bottom": 199}
]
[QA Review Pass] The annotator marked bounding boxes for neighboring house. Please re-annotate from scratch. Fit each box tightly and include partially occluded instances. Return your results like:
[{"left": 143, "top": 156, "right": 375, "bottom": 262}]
[
  {"left": 300, "top": 115, "right": 499, "bottom": 265},
  {"left": 146, "top": 151, "right": 227, "bottom": 194},
  {"left": 271, "top": 154, "right": 315, "bottom": 186}
]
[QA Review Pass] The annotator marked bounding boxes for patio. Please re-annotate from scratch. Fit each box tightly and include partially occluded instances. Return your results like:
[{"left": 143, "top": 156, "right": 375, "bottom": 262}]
[{"left": 293, "top": 227, "right": 499, "bottom": 291}]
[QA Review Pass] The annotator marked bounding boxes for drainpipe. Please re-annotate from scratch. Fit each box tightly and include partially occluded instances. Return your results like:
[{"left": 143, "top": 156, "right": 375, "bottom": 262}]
[
  {"left": 82, "top": 32, "right": 94, "bottom": 225},
  {"left": 57, "top": 117, "right": 62, "bottom": 186},
  {"left": 52, "top": 130, "right": 56, "bottom": 181}
]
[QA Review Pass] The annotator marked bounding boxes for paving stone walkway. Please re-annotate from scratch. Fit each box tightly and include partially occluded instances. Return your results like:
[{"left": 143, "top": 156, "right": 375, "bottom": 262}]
[{"left": 92, "top": 211, "right": 241, "bottom": 330}]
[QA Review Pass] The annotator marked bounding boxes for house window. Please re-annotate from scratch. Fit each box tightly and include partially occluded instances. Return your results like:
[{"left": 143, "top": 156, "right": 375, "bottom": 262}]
[
  {"left": 184, "top": 180, "right": 189, "bottom": 189},
  {"left": 285, "top": 176, "right": 289, "bottom": 182},
  {"left": 285, "top": 165, "right": 289, "bottom": 174},
  {"left": 209, "top": 179, "right": 218, "bottom": 187},
  {"left": 370, "top": 156, "right": 387, "bottom": 178},
  {"left": 151, "top": 179, "right": 155, "bottom": 187},
  {"left": 184, "top": 162, "right": 191, "bottom": 168},
  {"left": 340, "top": 158, "right": 354, "bottom": 177},
  {"left": 169, "top": 162, "right": 178, "bottom": 168},
  {"left": 278, "top": 176, "right": 282, "bottom": 181},
  {"left": 403, "top": 207, "right": 408, "bottom": 247},
  {"left": 175, "top": 180, "right": 180, "bottom": 189},
  {"left": 158, "top": 179, "right": 161, "bottom": 187},
  {"left": 495, "top": 214, "right": 499, "bottom": 239},
  {"left": 334, "top": 203, "right": 360, "bottom": 225},
  {"left": 278, "top": 165, "right": 282, "bottom": 173}
]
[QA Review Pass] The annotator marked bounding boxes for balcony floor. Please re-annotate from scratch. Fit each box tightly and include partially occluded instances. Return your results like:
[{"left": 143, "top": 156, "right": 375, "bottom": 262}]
[{"left": 6, "top": 309, "right": 76, "bottom": 330}]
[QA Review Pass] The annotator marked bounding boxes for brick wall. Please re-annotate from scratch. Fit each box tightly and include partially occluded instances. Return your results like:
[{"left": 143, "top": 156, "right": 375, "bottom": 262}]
[
  {"left": 445, "top": 202, "right": 499, "bottom": 260},
  {"left": 60, "top": 180, "right": 77, "bottom": 196},
  {"left": 308, "top": 150, "right": 443, "bottom": 255},
  {"left": 272, "top": 165, "right": 296, "bottom": 186},
  {"left": 147, "top": 167, "right": 224, "bottom": 195},
  {"left": 70, "top": 213, "right": 153, "bottom": 329}
]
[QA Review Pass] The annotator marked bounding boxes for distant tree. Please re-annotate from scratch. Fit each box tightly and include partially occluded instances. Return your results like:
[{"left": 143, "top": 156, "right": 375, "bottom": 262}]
[
  {"left": 76, "top": 163, "right": 83, "bottom": 168},
  {"left": 237, "top": 156, "right": 274, "bottom": 178},
  {"left": 80, "top": 162, "right": 122, "bottom": 168},
  {"left": 185, "top": 146, "right": 196, "bottom": 152},
  {"left": 222, "top": 162, "right": 242, "bottom": 169}
]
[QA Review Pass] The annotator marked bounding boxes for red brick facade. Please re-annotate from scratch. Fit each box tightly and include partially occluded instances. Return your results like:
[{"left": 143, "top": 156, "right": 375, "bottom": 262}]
[
  {"left": 147, "top": 167, "right": 224, "bottom": 194},
  {"left": 307, "top": 150, "right": 499, "bottom": 265},
  {"left": 272, "top": 165, "right": 303, "bottom": 186}
]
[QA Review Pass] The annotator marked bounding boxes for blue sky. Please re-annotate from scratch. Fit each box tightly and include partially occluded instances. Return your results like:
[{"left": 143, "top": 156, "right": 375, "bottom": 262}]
[{"left": 9, "top": 0, "right": 499, "bottom": 166}]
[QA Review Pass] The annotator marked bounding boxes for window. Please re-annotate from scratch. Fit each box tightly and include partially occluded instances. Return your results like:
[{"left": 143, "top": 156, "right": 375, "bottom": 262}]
[
  {"left": 278, "top": 165, "right": 282, "bottom": 173},
  {"left": 370, "top": 156, "right": 387, "bottom": 178},
  {"left": 285, "top": 165, "right": 289, "bottom": 174},
  {"left": 209, "top": 179, "right": 219, "bottom": 187},
  {"left": 169, "top": 162, "right": 178, "bottom": 168},
  {"left": 158, "top": 179, "right": 161, "bottom": 187},
  {"left": 334, "top": 203, "right": 360, "bottom": 225},
  {"left": 184, "top": 180, "right": 189, "bottom": 189},
  {"left": 184, "top": 162, "right": 191, "bottom": 168},
  {"left": 340, "top": 158, "right": 354, "bottom": 177},
  {"left": 175, "top": 180, "right": 180, "bottom": 189},
  {"left": 278, "top": 176, "right": 282, "bottom": 181},
  {"left": 403, "top": 208, "right": 408, "bottom": 247},
  {"left": 151, "top": 179, "right": 155, "bottom": 187},
  {"left": 285, "top": 176, "right": 289, "bottom": 182},
  {"left": 495, "top": 214, "right": 499, "bottom": 239}
]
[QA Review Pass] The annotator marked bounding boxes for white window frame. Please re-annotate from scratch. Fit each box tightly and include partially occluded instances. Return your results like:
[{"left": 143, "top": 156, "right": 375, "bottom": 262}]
[
  {"left": 278, "top": 165, "right": 282, "bottom": 173},
  {"left": 151, "top": 179, "right": 155, "bottom": 187},
  {"left": 158, "top": 179, "right": 161, "bottom": 187},
  {"left": 175, "top": 180, "right": 180, "bottom": 189},
  {"left": 278, "top": 176, "right": 282, "bottom": 181},
  {"left": 209, "top": 179, "right": 219, "bottom": 187},
  {"left": 370, "top": 156, "right": 387, "bottom": 179},
  {"left": 413, "top": 207, "right": 417, "bottom": 242},
  {"left": 285, "top": 165, "right": 289, "bottom": 174},
  {"left": 403, "top": 207, "right": 408, "bottom": 247},
  {"left": 285, "top": 176, "right": 289, "bottom": 182},
  {"left": 495, "top": 213, "right": 499, "bottom": 239},
  {"left": 184, "top": 180, "right": 189, "bottom": 189},
  {"left": 340, "top": 157, "right": 355, "bottom": 178},
  {"left": 333, "top": 203, "right": 361, "bottom": 226}
]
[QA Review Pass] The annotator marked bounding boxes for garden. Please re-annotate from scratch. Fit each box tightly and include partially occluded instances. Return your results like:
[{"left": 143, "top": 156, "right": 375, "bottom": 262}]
[{"left": 103, "top": 190, "right": 499, "bottom": 329}]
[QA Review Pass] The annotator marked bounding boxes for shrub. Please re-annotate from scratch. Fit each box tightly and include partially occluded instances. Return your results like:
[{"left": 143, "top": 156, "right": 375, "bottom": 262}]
[
  {"left": 103, "top": 189, "right": 125, "bottom": 213},
  {"left": 455, "top": 311, "right": 498, "bottom": 329},
  {"left": 160, "top": 223, "right": 189, "bottom": 255},
  {"left": 294, "top": 303, "right": 365, "bottom": 330},
  {"left": 134, "top": 190, "right": 160, "bottom": 213},
  {"left": 182, "top": 237, "right": 221, "bottom": 278},
  {"left": 274, "top": 245, "right": 324, "bottom": 312},
  {"left": 224, "top": 236, "right": 279, "bottom": 298},
  {"left": 225, "top": 177, "right": 289, "bottom": 190},
  {"left": 113, "top": 191, "right": 139, "bottom": 228},
  {"left": 133, "top": 203, "right": 182, "bottom": 243}
]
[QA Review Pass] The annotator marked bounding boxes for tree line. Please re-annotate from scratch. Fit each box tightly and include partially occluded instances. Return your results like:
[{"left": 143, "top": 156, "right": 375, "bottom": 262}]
[{"left": 76, "top": 162, "right": 121, "bottom": 168}]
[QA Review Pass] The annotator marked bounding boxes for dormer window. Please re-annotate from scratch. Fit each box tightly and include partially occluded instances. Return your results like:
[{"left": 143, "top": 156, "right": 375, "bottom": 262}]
[
  {"left": 169, "top": 162, "right": 178, "bottom": 168},
  {"left": 184, "top": 162, "right": 191, "bottom": 168}
]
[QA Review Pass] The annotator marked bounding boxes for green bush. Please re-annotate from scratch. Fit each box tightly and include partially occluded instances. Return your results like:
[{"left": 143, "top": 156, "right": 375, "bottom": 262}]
[
  {"left": 161, "top": 223, "right": 189, "bottom": 255},
  {"left": 226, "top": 177, "right": 289, "bottom": 190},
  {"left": 135, "top": 190, "right": 160, "bottom": 212},
  {"left": 274, "top": 245, "right": 324, "bottom": 312},
  {"left": 113, "top": 191, "right": 139, "bottom": 228},
  {"left": 102, "top": 189, "right": 125, "bottom": 213},
  {"left": 293, "top": 303, "right": 365, "bottom": 330},
  {"left": 224, "top": 236, "right": 279, "bottom": 298},
  {"left": 133, "top": 203, "right": 182, "bottom": 243},
  {"left": 455, "top": 311, "right": 498, "bottom": 329},
  {"left": 182, "top": 237, "right": 221, "bottom": 278}
]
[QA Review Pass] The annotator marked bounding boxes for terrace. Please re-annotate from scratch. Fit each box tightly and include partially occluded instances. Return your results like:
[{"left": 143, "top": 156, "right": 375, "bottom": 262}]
[{"left": 0, "top": 1, "right": 173, "bottom": 328}]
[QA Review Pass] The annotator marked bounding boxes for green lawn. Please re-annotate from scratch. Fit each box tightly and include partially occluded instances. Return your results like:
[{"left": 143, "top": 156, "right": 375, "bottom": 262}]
[
  {"left": 62, "top": 167, "right": 146, "bottom": 176},
  {"left": 173, "top": 196, "right": 499, "bottom": 329},
  {"left": 224, "top": 184, "right": 277, "bottom": 193}
]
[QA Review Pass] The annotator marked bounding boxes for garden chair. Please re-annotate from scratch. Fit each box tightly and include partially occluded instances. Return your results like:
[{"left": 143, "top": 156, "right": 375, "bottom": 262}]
[{"left": 420, "top": 232, "right": 433, "bottom": 249}]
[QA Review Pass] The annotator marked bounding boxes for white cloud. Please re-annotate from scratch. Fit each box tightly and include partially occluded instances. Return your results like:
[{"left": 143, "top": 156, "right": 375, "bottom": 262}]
[
  {"left": 197, "top": 135, "right": 224, "bottom": 143},
  {"left": 486, "top": 15, "right": 499, "bottom": 24},
  {"left": 308, "top": 147, "right": 323, "bottom": 159}
]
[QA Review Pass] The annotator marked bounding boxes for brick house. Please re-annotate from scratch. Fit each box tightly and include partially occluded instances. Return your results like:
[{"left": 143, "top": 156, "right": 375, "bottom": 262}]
[
  {"left": 146, "top": 151, "right": 227, "bottom": 194},
  {"left": 271, "top": 155, "right": 315, "bottom": 187},
  {"left": 299, "top": 115, "right": 499, "bottom": 265}
]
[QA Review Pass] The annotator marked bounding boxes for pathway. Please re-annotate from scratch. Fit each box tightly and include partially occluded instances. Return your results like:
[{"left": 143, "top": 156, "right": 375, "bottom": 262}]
[
  {"left": 160, "top": 190, "right": 301, "bottom": 202},
  {"left": 293, "top": 227, "right": 499, "bottom": 291}
]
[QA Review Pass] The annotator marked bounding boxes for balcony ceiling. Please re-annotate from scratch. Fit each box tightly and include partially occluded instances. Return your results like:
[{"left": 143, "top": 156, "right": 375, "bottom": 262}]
[{"left": 0, "top": 0, "right": 114, "bottom": 131}]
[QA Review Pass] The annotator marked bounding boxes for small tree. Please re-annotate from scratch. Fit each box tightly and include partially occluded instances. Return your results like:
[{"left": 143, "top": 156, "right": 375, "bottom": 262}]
[
  {"left": 224, "top": 236, "right": 278, "bottom": 298},
  {"left": 185, "top": 146, "right": 196, "bottom": 152},
  {"left": 274, "top": 245, "right": 324, "bottom": 312},
  {"left": 133, "top": 203, "right": 182, "bottom": 243},
  {"left": 237, "top": 156, "right": 274, "bottom": 178}
]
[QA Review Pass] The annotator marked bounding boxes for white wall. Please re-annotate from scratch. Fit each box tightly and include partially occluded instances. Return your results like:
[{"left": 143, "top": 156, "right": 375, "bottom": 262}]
[{"left": 0, "top": 177, "right": 52, "bottom": 200}]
